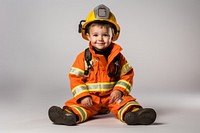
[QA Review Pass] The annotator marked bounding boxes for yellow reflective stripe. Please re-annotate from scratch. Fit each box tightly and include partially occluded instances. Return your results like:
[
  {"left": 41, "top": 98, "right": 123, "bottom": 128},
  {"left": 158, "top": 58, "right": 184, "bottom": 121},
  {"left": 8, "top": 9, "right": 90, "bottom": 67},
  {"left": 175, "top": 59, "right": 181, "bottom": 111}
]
[
  {"left": 72, "top": 82, "right": 117, "bottom": 97},
  {"left": 86, "top": 82, "right": 116, "bottom": 92},
  {"left": 120, "top": 62, "right": 133, "bottom": 76},
  {"left": 72, "top": 85, "right": 88, "bottom": 97},
  {"left": 72, "top": 82, "right": 116, "bottom": 97},
  {"left": 118, "top": 101, "right": 140, "bottom": 121},
  {"left": 115, "top": 80, "right": 131, "bottom": 93},
  {"left": 69, "top": 67, "right": 84, "bottom": 77},
  {"left": 71, "top": 105, "right": 87, "bottom": 122}
]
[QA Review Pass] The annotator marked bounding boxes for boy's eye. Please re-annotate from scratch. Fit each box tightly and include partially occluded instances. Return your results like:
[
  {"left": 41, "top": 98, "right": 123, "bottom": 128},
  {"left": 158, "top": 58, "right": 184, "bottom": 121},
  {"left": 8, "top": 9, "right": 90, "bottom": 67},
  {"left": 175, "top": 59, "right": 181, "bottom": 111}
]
[
  {"left": 93, "top": 34, "right": 98, "bottom": 37},
  {"left": 91, "top": 34, "right": 109, "bottom": 37}
]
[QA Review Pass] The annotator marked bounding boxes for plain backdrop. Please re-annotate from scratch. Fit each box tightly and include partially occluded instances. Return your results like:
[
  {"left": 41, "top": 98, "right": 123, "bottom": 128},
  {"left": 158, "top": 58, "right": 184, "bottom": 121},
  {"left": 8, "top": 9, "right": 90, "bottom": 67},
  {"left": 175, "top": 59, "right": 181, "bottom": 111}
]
[{"left": 0, "top": 0, "right": 200, "bottom": 133}]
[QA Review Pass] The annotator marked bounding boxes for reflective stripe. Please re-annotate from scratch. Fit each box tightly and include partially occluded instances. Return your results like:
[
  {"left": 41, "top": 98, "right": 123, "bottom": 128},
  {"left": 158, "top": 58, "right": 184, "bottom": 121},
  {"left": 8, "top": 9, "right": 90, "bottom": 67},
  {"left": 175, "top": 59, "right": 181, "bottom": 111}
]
[
  {"left": 86, "top": 82, "right": 116, "bottom": 92},
  {"left": 118, "top": 101, "right": 140, "bottom": 121},
  {"left": 72, "top": 82, "right": 116, "bottom": 97},
  {"left": 71, "top": 105, "right": 87, "bottom": 122},
  {"left": 120, "top": 62, "right": 133, "bottom": 76},
  {"left": 72, "top": 85, "right": 88, "bottom": 97},
  {"left": 115, "top": 80, "right": 131, "bottom": 93},
  {"left": 70, "top": 67, "right": 84, "bottom": 77}
]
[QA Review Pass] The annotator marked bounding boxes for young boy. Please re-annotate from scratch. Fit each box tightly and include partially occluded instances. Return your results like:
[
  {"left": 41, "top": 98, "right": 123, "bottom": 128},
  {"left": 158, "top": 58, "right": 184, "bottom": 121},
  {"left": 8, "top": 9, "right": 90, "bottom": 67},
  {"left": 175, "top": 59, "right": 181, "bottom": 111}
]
[{"left": 48, "top": 4, "right": 156, "bottom": 126}]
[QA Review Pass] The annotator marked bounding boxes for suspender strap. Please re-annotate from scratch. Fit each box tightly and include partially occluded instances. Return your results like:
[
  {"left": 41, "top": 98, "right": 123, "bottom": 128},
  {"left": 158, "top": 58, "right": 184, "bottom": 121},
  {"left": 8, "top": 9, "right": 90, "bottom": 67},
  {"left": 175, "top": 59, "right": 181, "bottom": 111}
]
[
  {"left": 84, "top": 48, "right": 92, "bottom": 76},
  {"left": 108, "top": 53, "right": 120, "bottom": 78}
]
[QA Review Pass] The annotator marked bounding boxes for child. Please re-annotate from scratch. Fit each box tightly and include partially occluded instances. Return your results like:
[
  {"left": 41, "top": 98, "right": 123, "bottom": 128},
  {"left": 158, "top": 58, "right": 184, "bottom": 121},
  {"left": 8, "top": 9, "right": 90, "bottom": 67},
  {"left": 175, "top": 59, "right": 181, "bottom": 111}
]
[{"left": 48, "top": 4, "right": 156, "bottom": 126}]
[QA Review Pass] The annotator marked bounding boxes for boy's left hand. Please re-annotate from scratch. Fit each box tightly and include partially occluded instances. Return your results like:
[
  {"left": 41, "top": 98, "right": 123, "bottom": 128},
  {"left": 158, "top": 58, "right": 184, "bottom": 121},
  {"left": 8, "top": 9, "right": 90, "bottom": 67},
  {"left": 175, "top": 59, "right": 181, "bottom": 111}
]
[{"left": 109, "top": 90, "right": 123, "bottom": 104}]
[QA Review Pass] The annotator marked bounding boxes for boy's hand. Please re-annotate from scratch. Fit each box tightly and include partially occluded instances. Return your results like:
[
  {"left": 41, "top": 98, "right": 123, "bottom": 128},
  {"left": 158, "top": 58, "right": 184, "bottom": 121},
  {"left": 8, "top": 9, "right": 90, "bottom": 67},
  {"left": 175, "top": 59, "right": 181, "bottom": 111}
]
[
  {"left": 109, "top": 90, "right": 123, "bottom": 104},
  {"left": 81, "top": 96, "right": 93, "bottom": 107}
]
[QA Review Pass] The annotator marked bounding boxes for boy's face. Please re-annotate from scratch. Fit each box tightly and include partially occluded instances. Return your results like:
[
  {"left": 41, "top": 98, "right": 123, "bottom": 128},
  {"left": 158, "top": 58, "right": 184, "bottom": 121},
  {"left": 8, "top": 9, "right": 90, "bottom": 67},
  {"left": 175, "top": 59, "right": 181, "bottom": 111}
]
[{"left": 86, "top": 25, "right": 114, "bottom": 51}]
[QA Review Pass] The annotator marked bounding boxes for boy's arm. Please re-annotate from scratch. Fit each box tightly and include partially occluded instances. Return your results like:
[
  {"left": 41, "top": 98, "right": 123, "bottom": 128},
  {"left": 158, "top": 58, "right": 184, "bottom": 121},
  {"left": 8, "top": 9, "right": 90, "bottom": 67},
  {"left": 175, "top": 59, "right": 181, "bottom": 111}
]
[
  {"left": 113, "top": 54, "right": 134, "bottom": 96},
  {"left": 69, "top": 52, "right": 90, "bottom": 103}
]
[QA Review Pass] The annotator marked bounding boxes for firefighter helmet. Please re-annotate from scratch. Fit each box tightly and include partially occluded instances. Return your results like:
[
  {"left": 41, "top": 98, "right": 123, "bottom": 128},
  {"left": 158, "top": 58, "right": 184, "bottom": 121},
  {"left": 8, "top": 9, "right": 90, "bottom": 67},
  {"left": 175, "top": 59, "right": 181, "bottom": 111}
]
[{"left": 78, "top": 4, "right": 120, "bottom": 41}]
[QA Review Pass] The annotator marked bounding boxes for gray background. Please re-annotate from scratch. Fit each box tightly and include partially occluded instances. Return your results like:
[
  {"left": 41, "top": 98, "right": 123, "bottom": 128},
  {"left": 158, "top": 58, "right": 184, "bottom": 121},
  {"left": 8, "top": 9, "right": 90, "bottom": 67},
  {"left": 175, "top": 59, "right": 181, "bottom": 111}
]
[{"left": 0, "top": 0, "right": 200, "bottom": 133}]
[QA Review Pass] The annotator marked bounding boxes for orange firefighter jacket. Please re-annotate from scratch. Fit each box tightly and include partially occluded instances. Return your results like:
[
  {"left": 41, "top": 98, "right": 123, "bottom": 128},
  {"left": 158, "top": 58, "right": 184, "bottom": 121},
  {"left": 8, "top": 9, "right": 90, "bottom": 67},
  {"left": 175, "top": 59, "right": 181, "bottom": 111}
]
[{"left": 69, "top": 43, "right": 134, "bottom": 103}]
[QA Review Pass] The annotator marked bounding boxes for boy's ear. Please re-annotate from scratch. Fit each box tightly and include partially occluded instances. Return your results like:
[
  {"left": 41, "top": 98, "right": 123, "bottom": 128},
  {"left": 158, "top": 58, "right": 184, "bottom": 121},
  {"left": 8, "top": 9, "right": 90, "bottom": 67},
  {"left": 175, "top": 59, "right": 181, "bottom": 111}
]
[
  {"left": 111, "top": 28, "right": 116, "bottom": 41},
  {"left": 112, "top": 33, "right": 116, "bottom": 41},
  {"left": 86, "top": 33, "right": 90, "bottom": 41}
]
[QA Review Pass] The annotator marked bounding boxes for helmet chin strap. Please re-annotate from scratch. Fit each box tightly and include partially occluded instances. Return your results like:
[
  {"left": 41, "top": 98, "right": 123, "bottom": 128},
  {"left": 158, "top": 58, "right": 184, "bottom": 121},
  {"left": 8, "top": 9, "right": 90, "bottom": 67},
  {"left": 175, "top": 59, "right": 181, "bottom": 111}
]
[{"left": 78, "top": 20, "right": 86, "bottom": 33}]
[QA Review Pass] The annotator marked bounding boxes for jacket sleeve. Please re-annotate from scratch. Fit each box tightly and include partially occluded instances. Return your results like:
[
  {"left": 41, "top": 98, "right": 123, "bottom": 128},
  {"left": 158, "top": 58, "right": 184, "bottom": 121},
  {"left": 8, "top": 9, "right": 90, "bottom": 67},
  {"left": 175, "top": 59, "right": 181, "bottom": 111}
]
[
  {"left": 68, "top": 52, "right": 90, "bottom": 103},
  {"left": 113, "top": 53, "right": 134, "bottom": 96}
]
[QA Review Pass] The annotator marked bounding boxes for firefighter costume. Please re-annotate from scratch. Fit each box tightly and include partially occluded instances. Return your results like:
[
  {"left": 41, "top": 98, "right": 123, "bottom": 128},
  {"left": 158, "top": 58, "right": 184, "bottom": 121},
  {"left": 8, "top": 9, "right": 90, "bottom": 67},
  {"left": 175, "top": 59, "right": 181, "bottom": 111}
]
[{"left": 48, "top": 4, "right": 156, "bottom": 126}]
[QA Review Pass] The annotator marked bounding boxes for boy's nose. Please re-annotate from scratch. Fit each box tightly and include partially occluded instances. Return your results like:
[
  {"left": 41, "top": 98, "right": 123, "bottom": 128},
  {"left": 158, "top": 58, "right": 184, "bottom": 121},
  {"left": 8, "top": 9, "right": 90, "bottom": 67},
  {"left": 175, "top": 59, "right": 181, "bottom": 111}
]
[{"left": 98, "top": 35, "right": 103, "bottom": 41}]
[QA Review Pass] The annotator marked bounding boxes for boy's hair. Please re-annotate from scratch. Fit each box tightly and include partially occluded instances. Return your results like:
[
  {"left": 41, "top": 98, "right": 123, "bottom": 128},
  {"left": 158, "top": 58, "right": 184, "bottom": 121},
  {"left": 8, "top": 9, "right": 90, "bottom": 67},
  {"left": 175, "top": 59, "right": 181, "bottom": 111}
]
[{"left": 85, "top": 20, "right": 117, "bottom": 35}]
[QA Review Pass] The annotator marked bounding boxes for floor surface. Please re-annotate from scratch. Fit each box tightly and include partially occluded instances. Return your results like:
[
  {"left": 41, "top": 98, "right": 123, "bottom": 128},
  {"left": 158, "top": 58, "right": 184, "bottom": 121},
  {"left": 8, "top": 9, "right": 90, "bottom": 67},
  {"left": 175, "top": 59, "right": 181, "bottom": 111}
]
[{"left": 0, "top": 92, "right": 200, "bottom": 133}]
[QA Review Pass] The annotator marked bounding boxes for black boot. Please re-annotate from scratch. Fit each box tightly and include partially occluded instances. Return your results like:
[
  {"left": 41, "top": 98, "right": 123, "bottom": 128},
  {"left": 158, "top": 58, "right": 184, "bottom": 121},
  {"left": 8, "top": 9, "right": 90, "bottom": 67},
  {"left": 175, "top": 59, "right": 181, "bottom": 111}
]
[
  {"left": 124, "top": 108, "right": 156, "bottom": 125},
  {"left": 48, "top": 106, "right": 77, "bottom": 126}
]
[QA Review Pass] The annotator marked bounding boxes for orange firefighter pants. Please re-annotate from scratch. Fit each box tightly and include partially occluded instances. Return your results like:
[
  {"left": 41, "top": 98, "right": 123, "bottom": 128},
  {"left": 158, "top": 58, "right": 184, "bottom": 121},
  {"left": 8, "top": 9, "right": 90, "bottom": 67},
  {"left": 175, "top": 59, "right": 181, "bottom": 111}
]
[{"left": 64, "top": 94, "right": 141, "bottom": 123}]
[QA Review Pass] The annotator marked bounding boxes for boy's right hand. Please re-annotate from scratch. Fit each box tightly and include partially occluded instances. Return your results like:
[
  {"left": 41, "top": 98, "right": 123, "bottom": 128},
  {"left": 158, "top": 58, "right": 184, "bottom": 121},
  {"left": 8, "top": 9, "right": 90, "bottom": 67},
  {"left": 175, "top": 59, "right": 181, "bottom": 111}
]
[{"left": 81, "top": 96, "right": 93, "bottom": 107}]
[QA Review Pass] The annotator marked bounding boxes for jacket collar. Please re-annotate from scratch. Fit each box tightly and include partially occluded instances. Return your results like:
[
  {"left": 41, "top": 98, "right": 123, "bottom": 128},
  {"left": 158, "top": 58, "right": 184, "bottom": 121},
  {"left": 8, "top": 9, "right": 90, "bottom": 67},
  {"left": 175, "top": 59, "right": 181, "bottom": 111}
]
[{"left": 88, "top": 42, "right": 122, "bottom": 63}]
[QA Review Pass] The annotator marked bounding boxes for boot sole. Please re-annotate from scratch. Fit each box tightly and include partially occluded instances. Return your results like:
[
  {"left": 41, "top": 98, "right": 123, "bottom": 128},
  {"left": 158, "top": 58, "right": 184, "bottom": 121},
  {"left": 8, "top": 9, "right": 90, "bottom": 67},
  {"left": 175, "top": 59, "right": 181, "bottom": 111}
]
[
  {"left": 48, "top": 106, "right": 76, "bottom": 126},
  {"left": 124, "top": 108, "right": 156, "bottom": 125}
]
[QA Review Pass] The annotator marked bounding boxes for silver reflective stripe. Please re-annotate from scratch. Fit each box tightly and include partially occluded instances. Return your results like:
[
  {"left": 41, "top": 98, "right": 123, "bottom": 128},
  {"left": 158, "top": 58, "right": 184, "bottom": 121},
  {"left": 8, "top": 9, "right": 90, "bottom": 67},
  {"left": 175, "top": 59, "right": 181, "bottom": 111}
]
[
  {"left": 115, "top": 80, "right": 131, "bottom": 93},
  {"left": 70, "top": 67, "right": 84, "bottom": 77},
  {"left": 120, "top": 62, "right": 133, "bottom": 76},
  {"left": 86, "top": 82, "right": 116, "bottom": 92},
  {"left": 72, "top": 85, "right": 88, "bottom": 97}
]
